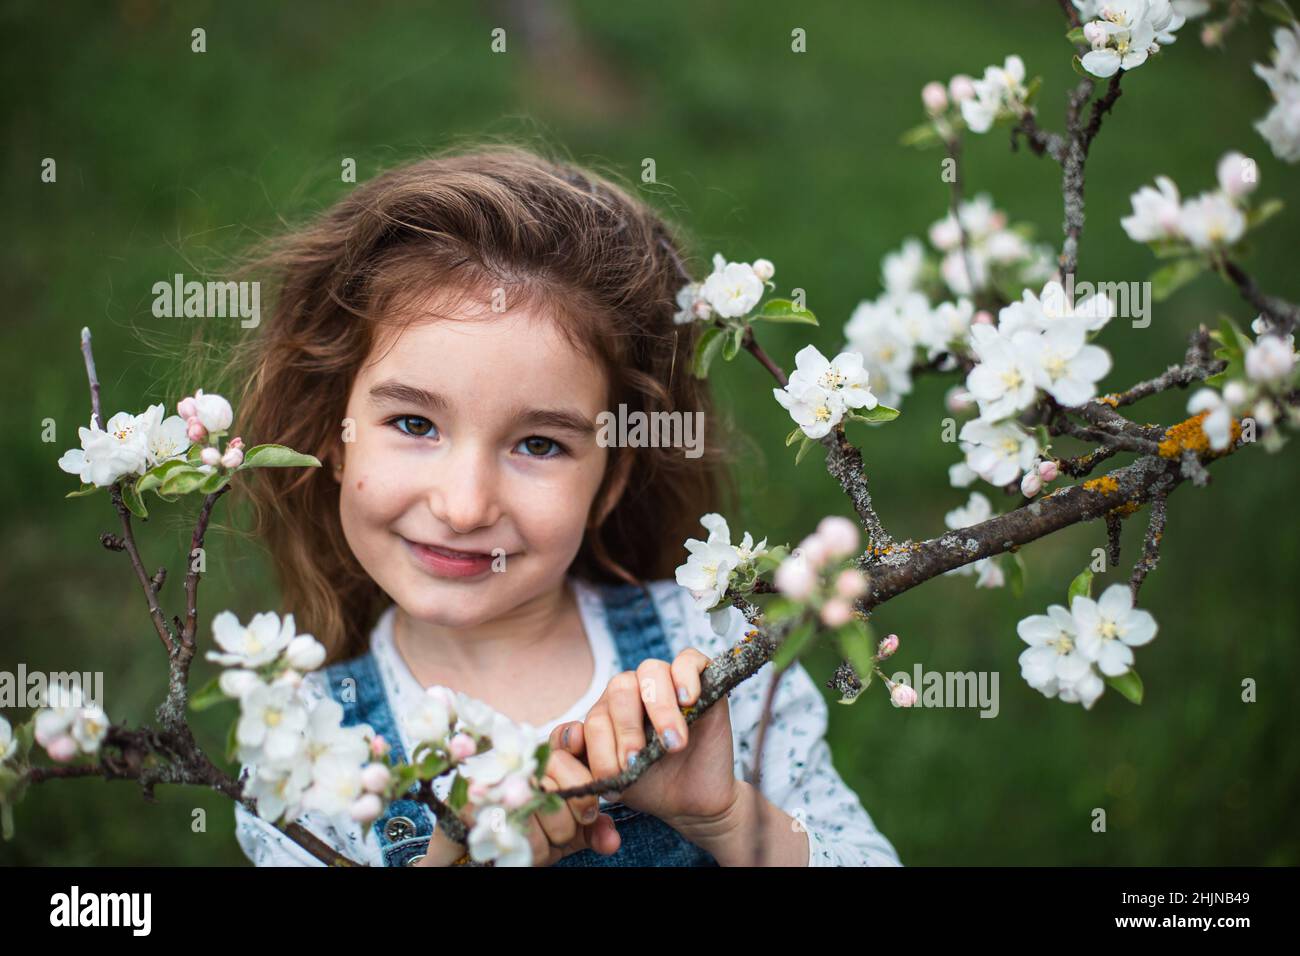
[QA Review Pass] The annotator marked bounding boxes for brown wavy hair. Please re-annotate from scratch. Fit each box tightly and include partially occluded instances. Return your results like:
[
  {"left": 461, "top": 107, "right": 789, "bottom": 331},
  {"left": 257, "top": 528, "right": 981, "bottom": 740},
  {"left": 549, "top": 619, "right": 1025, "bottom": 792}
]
[{"left": 211, "top": 145, "right": 742, "bottom": 662}]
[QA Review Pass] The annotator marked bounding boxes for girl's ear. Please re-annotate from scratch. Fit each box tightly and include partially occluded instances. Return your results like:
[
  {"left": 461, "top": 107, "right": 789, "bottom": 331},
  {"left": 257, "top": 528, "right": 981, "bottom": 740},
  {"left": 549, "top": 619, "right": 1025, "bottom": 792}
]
[{"left": 591, "top": 449, "right": 634, "bottom": 527}]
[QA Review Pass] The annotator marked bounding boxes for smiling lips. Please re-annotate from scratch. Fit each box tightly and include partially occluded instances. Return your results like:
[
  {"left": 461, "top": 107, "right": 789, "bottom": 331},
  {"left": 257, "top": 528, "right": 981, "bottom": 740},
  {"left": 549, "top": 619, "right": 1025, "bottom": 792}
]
[{"left": 403, "top": 537, "right": 497, "bottom": 579}]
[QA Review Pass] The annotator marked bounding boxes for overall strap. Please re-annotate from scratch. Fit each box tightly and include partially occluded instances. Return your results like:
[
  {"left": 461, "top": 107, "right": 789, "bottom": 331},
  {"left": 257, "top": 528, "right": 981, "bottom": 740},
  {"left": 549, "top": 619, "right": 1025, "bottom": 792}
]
[
  {"left": 321, "top": 652, "right": 435, "bottom": 866},
  {"left": 597, "top": 581, "right": 673, "bottom": 670}
]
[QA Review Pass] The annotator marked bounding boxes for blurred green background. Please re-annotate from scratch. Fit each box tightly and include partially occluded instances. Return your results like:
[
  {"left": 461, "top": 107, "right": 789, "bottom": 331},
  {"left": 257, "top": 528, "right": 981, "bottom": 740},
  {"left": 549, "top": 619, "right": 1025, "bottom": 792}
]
[{"left": 3, "top": 0, "right": 1297, "bottom": 865}]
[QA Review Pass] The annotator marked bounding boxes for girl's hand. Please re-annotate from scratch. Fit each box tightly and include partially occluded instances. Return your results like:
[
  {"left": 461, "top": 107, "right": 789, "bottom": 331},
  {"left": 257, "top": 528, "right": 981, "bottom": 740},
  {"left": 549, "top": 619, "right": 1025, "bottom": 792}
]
[
  {"left": 552, "top": 648, "right": 741, "bottom": 837},
  {"left": 413, "top": 745, "right": 621, "bottom": 866}
]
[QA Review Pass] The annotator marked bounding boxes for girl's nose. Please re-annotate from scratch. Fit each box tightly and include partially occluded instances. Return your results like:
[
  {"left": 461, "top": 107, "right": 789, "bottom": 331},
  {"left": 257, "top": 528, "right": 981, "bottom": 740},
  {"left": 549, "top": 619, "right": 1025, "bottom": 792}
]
[{"left": 427, "top": 445, "right": 500, "bottom": 534}]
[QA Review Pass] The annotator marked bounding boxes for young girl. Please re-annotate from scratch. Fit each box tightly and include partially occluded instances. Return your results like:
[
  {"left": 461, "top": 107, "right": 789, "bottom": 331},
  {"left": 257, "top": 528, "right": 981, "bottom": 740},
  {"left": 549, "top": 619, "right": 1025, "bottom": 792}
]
[{"left": 226, "top": 146, "right": 901, "bottom": 867}]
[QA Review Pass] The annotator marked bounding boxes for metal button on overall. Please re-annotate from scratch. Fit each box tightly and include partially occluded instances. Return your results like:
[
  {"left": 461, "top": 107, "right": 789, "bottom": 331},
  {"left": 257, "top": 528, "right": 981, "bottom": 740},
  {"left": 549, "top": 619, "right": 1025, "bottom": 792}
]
[{"left": 385, "top": 816, "right": 416, "bottom": 842}]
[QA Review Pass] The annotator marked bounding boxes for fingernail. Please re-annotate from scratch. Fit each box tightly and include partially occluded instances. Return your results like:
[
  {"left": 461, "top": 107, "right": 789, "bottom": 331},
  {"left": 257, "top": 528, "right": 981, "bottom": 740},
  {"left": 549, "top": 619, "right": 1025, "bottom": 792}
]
[
  {"left": 625, "top": 749, "right": 639, "bottom": 767},
  {"left": 583, "top": 806, "right": 598, "bottom": 824},
  {"left": 561, "top": 726, "right": 570, "bottom": 748},
  {"left": 663, "top": 728, "right": 680, "bottom": 751},
  {"left": 677, "top": 686, "right": 690, "bottom": 704}
]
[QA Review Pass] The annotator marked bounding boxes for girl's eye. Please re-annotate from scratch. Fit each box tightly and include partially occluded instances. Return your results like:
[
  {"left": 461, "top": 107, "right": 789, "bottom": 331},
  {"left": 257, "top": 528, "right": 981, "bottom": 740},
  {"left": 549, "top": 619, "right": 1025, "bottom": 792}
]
[
  {"left": 516, "top": 436, "right": 566, "bottom": 459},
  {"left": 389, "top": 415, "right": 437, "bottom": 439}
]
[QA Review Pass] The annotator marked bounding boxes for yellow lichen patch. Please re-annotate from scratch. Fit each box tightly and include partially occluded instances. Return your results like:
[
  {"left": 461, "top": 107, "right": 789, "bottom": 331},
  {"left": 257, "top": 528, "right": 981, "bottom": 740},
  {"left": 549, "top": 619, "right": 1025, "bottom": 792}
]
[
  {"left": 1109, "top": 500, "right": 1140, "bottom": 516},
  {"left": 1158, "top": 411, "right": 1241, "bottom": 458},
  {"left": 1082, "top": 475, "right": 1120, "bottom": 494},
  {"left": 1098, "top": 394, "right": 1120, "bottom": 407}
]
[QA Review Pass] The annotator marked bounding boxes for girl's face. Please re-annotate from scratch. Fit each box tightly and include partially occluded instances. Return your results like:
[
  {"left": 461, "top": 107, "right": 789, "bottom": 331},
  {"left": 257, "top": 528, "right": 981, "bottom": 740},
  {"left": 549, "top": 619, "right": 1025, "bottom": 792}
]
[{"left": 335, "top": 300, "right": 622, "bottom": 629}]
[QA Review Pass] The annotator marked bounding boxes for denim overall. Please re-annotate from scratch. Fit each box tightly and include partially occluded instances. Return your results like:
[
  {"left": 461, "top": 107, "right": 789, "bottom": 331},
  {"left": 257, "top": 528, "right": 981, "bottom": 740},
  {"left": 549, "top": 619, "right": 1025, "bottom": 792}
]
[{"left": 320, "top": 581, "right": 719, "bottom": 867}]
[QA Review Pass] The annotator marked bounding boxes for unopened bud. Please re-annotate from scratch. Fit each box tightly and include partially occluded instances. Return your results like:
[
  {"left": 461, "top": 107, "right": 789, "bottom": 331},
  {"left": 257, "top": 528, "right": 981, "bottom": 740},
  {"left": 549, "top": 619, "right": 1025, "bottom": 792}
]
[
  {"left": 948, "top": 74, "right": 976, "bottom": 103},
  {"left": 1037, "top": 459, "right": 1059, "bottom": 482},
  {"left": 877, "top": 633, "right": 900, "bottom": 658},
  {"left": 820, "top": 597, "right": 854, "bottom": 628},
  {"left": 751, "top": 258, "right": 775, "bottom": 282},
  {"left": 1020, "top": 471, "right": 1043, "bottom": 498},
  {"left": 890, "top": 682, "right": 918, "bottom": 708},
  {"left": 361, "top": 762, "right": 392, "bottom": 794},
  {"left": 922, "top": 81, "right": 949, "bottom": 115},
  {"left": 350, "top": 793, "right": 383, "bottom": 824}
]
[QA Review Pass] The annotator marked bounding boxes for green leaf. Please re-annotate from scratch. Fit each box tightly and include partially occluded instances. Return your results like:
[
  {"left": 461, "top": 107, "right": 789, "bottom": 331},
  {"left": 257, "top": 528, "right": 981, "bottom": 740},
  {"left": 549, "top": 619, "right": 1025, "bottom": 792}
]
[
  {"left": 186, "top": 443, "right": 204, "bottom": 462},
  {"left": 834, "top": 619, "right": 876, "bottom": 686},
  {"left": 448, "top": 773, "right": 470, "bottom": 811},
  {"left": 419, "top": 751, "right": 450, "bottom": 778},
  {"left": 899, "top": 121, "right": 942, "bottom": 149},
  {"left": 1148, "top": 239, "right": 1197, "bottom": 260},
  {"left": 848, "top": 404, "right": 900, "bottom": 424},
  {"left": 1070, "top": 54, "right": 1089, "bottom": 77},
  {"left": 753, "top": 299, "right": 818, "bottom": 326},
  {"left": 1106, "top": 669, "right": 1144, "bottom": 705},
  {"left": 533, "top": 743, "right": 552, "bottom": 776},
  {"left": 760, "top": 595, "right": 802, "bottom": 625},
  {"left": 189, "top": 674, "right": 231, "bottom": 712},
  {"left": 120, "top": 481, "right": 148, "bottom": 519},
  {"left": 1067, "top": 568, "right": 1094, "bottom": 605},
  {"left": 784, "top": 425, "right": 803, "bottom": 447},
  {"left": 1065, "top": 26, "right": 1086, "bottom": 44},
  {"left": 239, "top": 444, "right": 322, "bottom": 470},
  {"left": 136, "top": 459, "right": 194, "bottom": 496},
  {"left": 794, "top": 434, "right": 818, "bottom": 465},
  {"left": 160, "top": 466, "right": 209, "bottom": 496},
  {"left": 65, "top": 482, "right": 99, "bottom": 498},
  {"left": 1022, "top": 75, "right": 1043, "bottom": 108},
  {"left": 1247, "top": 197, "right": 1284, "bottom": 230},
  {"left": 691, "top": 327, "right": 726, "bottom": 379},
  {"left": 1006, "top": 552, "right": 1027, "bottom": 599},
  {"left": 722, "top": 324, "right": 745, "bottom": 361},
  {"left": 198, "top": 471, "right": 231, "bottom": 495},
  {"left": 772, "top": 619, "right": 817, "bottom": 670},
  {"left": 1148, "top": 258, "right": 1206, "bottom": 302},
  {"left": 1034, "top": 425, "right": 1052, "bottom": 454}
]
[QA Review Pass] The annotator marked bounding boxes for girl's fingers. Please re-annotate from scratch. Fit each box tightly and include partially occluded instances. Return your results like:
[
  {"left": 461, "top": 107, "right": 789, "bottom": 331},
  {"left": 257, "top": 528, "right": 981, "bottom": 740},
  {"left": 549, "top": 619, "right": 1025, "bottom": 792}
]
[
  {"left": 541, "top": 749, "right": 601, "bottom": 827},
  {"left": 581, "top": 706, "right": 621, "bottom": 792},
  {"left": 635, "top": 658, "right": 691, "bottom": 753},
  {"left": 669, "top": 648, "right": 711, "bottom": 709},
  {"left": 548, "top": 720, "right": 586, "bottom": 761},
  {"left": 605, "top": 670, "right": 648, "bottom": 771}
]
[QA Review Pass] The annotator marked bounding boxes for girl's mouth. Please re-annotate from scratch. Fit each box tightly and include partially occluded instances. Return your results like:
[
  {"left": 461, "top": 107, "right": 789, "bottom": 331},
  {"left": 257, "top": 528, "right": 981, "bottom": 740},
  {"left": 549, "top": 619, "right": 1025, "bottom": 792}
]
[{"left": 402, "top": 538, "right": 498, "bottom": 579}]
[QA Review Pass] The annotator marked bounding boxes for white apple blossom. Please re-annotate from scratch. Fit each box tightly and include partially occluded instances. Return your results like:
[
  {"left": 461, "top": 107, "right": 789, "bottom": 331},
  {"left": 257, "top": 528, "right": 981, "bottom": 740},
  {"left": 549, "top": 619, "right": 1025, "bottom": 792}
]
[
  {"left": 453, "top": 690, "right": 499, "bottom": 738},
  {"left": 699, "top": 254, "right": 764, "bottom": 319},
  {"left": 301, "top": 754, "right": 366, "bottom": 818},
  {"left": 1120, "top": 175, "right": 1183, "bottom": 242},
  {"left": 191, "top": 390, "right": 234, "bottom": 434},
  {"left": 1216, "top": 151, "right": 1259, "bottom": 200},
  {"left": 958, "top": 419, "right": 1039, "bottom": 486},
  {"left": 773, "top": 380, "right": 844, "bottom": 440},
  {"left": 673, "top": 282, "right": 706, "bottom": 325},
  {"left": 1244, "top": 334, "right": 1297, "bottom": 383},
  {"left": 207, "top": 610, "right": 297, "bottom": 669},
  {"left": 882, "top": 238, "right": 925, "bottom": 294},
  {"left": 785, "top": 344, "right": 879, "bottom": 415},
  {"left": 0, "top": 715, "right": 16, "bottom": 763},
  {"left": 285, "top": 634, "right": 327, "bottom": 672},
  {"left": 1178, "top": 191, "right": 1246, "bottom": 249},
  {"left": 219, "top": 668, "right": 263, "bottom": 700},
  {"left": 843, "top": 297, "right": 917, "bottom": 407},
  {"left": 674, "top": 512, "right": 764, "bottom": 611},
  {"left": 237, "top": 683, "right": 308, "bottom": 765},
  {"left": 1071, "top": 583, "right": 1158, "bottom": 676},
  {"left": 459, "top": 714, "right": 539, "bottom": 788},
  {"left": 469, "top": 804, "right": 532, "bottom": 866},
  {"left": 406, "top": 694, "right": 452, "bottom": 746},
  {"left": 961, "top": 55, "right": 1028, "bottom": 134},
  {"left": 1017, "top": 605, "right": 1099, "bottom": 705},
  {"left": 965, "top": 325, "right": 1039, "bottom": 421},
  {"left": 57, "top": 410, "right": 151, "bottom": 488},
  {"left": 1080, "top": 0, "right": 1185, "bottom": 78},
  {"left": 1254, "top": 24, "right": 1300, "bottom": 163},
  {"left": 1022, "top": 323, "right": 1113, "bottom": 407},
  {"left": 1187, "top": 388, "right": 1235, "bottom": 451},
  {"left": 246, "top": 760, "right": 313, "bottom": 823}
]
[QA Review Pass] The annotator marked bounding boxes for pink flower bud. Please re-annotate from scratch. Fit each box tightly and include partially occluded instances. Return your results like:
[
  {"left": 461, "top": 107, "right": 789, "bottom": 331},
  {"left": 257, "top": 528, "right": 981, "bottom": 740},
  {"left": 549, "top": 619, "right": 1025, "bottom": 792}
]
[
  {"left": 945, "top": 386, "right": 974, "bottom": 415},
  {"left": 795, "top": 533, "right": 831, "bottom": 569},
  {"left": 228, "top": 436, "right": 244, "bottom": 450},
  {"left": 369, "top": 735, "right": 391, "bottom": 758},
  {"left": 1217, "top": 151, "right": 1258, "bottom": 200},
  {"left": 1020, "top": 471, "right": 1043, "bottom": 498},
  {"left": 361, "top": 762, "right": 392, "bottom": 794},
  {"left": 177, "top": 396, "right": 198, "bottom": 419},
  {"left": 816, "top": 516, "right": 860, "bottom": 559},
  {"left": 1083, "top": 21, "right": 1108, "bottom": 47},
  {"left": 890, "top": 682, "right": 918, "bottom": 708},
  {"left": 186, "top": 418, "right": 207, "bottom": 443},
  {"left": 834, "top": 568, "right": 869, "bottom": 600},
  {"left": 774, "top": 556, "right": 818, "bottom": 600},
  {"left": 922, "top": 81, "right": 949, "bottom": 115},
  {"left": 449, "top": 732, "right": 477, "bottom": 761},
  {"left": 220, "top": 446, "right": 244, "bottom": 469},
  {"left": 820, "top": 597, "right": 854, "bottom": 628},
  {"left": 751, "top": 258, "right": 775, "bottom": 282},
  {"left": 47, "top": 734, "right": 78, "bottom": 762},
  {"left": 973, "top": 310, "right": 995, "bottom": 325},
  {"left": 200, "top": 446, "right": 222, "bottom": 467},
  {"left": 1037, "top": 459, "right": 1059, "bottom": 482},
  {"left": 878, "top": 633, "right": 900, "bottom": 658},
  {"left": 1201, "top": 23, "right": 1222, "bottom": 47},
  {"left": 948, "top": 74, "right": 976, "bottom": 103},
  {"left": 498, "top": 775, "right": 533, "bottom": 810},
  {"left": 350, "top": 793, "right": 383, "bottom": 824}
]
